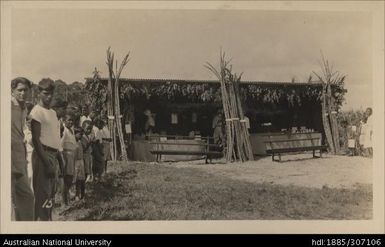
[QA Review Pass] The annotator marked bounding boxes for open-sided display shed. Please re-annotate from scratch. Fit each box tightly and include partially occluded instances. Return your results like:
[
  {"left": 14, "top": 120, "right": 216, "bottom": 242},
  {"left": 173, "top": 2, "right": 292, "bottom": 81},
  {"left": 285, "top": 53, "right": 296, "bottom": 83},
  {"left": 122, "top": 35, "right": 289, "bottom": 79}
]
[
  {"left": 87, "top": 78, "right": 329, "bottom": 133},
  {"left": 85, "top": 77, "right": 343, "bottom": 158}
]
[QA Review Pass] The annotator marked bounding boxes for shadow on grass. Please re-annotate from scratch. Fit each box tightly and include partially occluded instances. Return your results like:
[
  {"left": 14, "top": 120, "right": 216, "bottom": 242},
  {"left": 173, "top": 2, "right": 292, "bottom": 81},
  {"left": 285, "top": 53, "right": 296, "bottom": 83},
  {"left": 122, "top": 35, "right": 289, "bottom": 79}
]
[{"left": 58, "top": 168, "right": 137, "bottom": 219}]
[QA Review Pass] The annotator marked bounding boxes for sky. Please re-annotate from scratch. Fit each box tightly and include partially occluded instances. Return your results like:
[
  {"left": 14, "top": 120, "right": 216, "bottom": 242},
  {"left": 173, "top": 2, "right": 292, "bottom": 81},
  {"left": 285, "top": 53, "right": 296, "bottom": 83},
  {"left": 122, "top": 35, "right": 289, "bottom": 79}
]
[{"left": 11, "top": 8, "right": 373, "bottom": 110}]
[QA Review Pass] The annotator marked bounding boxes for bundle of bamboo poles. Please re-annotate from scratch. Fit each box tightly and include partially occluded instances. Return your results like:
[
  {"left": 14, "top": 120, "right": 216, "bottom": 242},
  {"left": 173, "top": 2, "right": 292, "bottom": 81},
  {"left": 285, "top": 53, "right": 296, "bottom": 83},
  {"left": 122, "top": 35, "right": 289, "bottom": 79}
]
[
  {"left": 106, "top": 54, "right": 117, "bottom": 161},
  {"left": 205, "top": 51, "right": 254, "bottom": 162},
  {"left": 106, "top": 47, "right": 129, "bottom": 162},
  {"left": 313, "top": 52, "right": 345, "bottom": 154}
]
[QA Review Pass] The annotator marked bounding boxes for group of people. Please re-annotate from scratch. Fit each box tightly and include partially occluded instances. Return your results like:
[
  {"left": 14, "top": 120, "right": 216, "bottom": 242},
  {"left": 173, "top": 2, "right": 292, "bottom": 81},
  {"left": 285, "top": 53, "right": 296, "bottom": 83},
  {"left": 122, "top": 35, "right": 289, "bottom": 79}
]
[
  {"left": 11, "top": 77, "right": 111, "bottom": 221},
  {"left": 348, "top": 107, "right": 373, "bottom": 157}
]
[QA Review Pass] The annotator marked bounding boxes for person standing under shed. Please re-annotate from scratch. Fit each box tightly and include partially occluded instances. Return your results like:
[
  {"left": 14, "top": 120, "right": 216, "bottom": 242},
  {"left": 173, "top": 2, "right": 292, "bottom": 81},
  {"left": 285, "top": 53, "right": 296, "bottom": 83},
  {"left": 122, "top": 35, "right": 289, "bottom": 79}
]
[
  {"left": 212, "top": 109, "right": 224, "bottom": 145},
  {"left": 30, "top": 78, "right": 62, "bottom": 220},
  {"left": 144, "top": 109, "right": 155, "bottom": 138},
  {"left": 243, "top": 113, "right": 251, "bottom": 132},
  {"left": 11, "top": 77, "right": 34, "bottom": 221}
]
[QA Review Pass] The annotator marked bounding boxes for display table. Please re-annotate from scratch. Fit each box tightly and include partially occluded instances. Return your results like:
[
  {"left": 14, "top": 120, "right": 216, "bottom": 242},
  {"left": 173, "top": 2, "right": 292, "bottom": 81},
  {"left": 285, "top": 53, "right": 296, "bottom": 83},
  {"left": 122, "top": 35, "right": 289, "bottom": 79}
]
[{"left": 249, "top": 132, "right": 322, "bottom": 155}]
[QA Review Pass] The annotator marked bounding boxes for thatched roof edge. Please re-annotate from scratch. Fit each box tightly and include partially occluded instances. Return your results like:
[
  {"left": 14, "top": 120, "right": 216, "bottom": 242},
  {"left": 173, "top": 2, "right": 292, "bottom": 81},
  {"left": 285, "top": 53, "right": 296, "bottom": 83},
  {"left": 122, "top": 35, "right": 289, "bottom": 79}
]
[{"left": 84, "top": 77, "right": 323, "bottom": 87}]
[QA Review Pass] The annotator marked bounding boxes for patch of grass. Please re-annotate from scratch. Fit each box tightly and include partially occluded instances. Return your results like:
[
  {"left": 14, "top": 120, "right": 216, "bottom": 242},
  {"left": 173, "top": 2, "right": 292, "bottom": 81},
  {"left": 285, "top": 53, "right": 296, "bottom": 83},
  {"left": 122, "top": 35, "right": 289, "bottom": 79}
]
[{"left": 59, "top": 163, "right": 372, "bottom": 220}]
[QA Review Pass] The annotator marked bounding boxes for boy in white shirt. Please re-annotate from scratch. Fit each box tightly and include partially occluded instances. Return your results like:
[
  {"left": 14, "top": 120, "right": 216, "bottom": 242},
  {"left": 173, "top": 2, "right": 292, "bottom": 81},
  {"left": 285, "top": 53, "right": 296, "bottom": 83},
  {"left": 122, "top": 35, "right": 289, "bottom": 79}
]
[{"left": 30, "top": 78, "right": 61, "bottom": 221}]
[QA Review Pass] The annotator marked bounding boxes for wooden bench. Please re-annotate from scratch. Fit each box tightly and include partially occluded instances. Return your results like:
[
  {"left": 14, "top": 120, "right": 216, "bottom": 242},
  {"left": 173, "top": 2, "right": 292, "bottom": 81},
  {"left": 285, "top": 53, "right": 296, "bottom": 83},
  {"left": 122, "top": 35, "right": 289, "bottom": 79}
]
[
  {"left": 150, "top": 136, "right": 223, "bottom": 164},
  {"left": 264, "top": 134, "right": 328, "bottom": 162}
]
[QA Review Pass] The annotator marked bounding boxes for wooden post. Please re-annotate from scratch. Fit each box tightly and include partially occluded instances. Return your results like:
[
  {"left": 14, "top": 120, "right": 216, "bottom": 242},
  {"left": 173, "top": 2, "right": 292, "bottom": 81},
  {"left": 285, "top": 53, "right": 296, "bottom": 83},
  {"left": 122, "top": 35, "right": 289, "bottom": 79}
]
[{"left": 106, "top": 51, "right": 116, "bottom": 161}]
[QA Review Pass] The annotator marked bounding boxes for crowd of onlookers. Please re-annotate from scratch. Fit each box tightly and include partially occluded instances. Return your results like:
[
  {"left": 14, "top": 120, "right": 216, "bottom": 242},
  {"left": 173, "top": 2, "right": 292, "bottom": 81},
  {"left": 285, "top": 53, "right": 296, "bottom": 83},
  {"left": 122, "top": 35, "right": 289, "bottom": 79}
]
[{"left": 11, "top": 77, "right": 111, "bottom": 221}]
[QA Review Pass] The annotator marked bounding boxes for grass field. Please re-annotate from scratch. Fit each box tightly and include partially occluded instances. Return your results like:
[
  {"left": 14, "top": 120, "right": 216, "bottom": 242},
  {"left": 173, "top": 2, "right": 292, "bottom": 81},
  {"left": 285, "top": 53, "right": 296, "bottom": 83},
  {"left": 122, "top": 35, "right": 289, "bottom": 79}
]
[{"left": 56, "top": 161, "right": 372, "bottom": 221}]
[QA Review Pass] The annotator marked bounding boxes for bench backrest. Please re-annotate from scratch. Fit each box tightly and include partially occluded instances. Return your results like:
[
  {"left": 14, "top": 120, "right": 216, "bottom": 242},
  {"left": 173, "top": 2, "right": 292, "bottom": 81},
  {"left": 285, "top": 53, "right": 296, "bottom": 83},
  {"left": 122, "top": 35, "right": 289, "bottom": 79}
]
[
  {"left": 265, "top": 132, "right": 322, "bottom": 150},
  {"left": 150, "top": 136, "right": 220, "bottom": 153}
]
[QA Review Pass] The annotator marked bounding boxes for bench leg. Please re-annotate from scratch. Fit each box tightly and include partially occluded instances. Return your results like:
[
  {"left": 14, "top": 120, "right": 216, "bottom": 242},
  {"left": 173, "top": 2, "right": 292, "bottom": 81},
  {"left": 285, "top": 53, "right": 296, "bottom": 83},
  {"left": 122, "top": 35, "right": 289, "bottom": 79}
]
[
  {"left": 272, "top": 153, "right": 281, "bottom": 162},
  {"left": 205, "top": 154, "right": 213, "bottom": 164},
  {"left": 156, "top": 154, "right": 161, "bottom": 162},
  {"left": 313, "top": 149, "right": 323, "bottom": 158}
]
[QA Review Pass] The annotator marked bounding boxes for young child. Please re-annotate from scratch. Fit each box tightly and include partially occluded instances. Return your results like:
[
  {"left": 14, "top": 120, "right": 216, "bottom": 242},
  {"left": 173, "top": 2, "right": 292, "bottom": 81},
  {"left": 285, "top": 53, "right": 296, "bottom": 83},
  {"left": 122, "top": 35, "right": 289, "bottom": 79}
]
[
  {"left": 92, "top": 118, "right": 105, "bottom": 181},
  {"left": 74, "top": 126, "right": 85, "bottom": 200},
  {"left": 101, "top": 119, "right": 112, "bottom": 173},
  {"left": 81, "top": 120, "right": 94, "bottom": 183},
  {"left": 61, "top": 112, "right": 77, "bottom": 205}
]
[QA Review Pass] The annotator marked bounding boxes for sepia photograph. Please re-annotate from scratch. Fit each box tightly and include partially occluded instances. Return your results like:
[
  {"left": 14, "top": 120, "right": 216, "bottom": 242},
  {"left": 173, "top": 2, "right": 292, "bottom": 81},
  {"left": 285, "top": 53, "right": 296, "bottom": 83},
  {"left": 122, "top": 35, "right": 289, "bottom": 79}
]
[{"left": 1, "top": 1, "right": 384, "bottom": 234}]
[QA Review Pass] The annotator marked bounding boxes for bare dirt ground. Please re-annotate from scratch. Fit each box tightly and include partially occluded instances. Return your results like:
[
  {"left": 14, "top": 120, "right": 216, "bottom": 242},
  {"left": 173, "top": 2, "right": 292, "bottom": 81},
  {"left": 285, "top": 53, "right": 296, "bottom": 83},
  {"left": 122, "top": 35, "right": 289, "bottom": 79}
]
[{"left": 161, "top": 154, "right": 372, "bottom": 189}]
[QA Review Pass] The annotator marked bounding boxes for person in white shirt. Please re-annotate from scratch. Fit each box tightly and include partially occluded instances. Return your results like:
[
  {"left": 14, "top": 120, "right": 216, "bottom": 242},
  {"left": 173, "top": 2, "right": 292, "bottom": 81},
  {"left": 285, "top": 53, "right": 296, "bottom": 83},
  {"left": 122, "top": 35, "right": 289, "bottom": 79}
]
[
  {"left": 101, "top": 119, "right": 112, "bottom": 172},
  {"left": 30, "top": 78, "right": 62, "bottom": 221},
  {"left": 92, "top": 118, "right": 105, "bottom": 180},
  {"left": 361, "top": 107, "right": 373, "bottom": 157},
  {"left": 144, "top": 109, "right": 155, "bottom": 137},
  {"left": 244, "top": 115, "right": 251, "bottom": 130},
  {"left": 79, "top": 106, "right": 92, "bottom": 128}
]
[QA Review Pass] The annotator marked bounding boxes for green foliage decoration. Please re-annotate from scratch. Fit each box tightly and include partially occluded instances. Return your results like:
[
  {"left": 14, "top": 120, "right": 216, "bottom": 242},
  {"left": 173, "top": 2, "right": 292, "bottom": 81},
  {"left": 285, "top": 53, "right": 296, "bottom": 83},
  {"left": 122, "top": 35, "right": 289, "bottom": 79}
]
[{"left": 85, "top": 78, "right": 345, "bottom": 117}]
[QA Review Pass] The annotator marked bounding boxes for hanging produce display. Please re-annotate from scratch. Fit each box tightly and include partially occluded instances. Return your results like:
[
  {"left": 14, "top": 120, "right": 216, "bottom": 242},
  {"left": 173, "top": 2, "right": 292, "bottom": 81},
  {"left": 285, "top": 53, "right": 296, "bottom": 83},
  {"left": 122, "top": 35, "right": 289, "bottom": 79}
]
[{"left": 87, "top": 77, "right": 338, "bottom": 111}]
